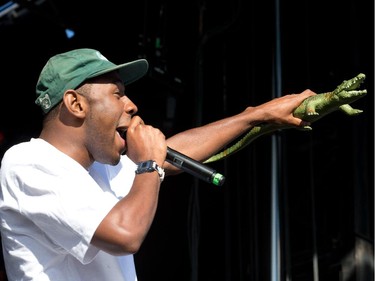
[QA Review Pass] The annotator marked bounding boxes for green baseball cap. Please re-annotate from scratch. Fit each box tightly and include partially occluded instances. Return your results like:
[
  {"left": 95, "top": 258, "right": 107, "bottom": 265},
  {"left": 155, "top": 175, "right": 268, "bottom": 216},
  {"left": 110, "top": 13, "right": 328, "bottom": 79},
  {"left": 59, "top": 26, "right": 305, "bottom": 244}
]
[{"left": 35, "top": 48, "right": 149, "bottom": 114}]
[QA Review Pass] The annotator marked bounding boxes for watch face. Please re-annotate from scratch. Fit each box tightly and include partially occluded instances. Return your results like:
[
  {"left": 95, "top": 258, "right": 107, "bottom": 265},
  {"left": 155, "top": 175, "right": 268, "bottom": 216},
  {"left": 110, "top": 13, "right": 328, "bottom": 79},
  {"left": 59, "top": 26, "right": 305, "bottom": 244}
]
[
  {"left": 139, "top": 161, "right": 151, "bottom": 169},
  {"left": 137, "top": 160, "right": 155, "bottom": 173}
]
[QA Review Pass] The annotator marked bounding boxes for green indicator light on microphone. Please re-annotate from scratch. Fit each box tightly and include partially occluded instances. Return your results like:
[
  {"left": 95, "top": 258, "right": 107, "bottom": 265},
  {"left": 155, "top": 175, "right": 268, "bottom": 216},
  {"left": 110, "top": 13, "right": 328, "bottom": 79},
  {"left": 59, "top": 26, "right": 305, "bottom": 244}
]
[{"left": 212, "top": 173, "right": 225, "bottom": 186}]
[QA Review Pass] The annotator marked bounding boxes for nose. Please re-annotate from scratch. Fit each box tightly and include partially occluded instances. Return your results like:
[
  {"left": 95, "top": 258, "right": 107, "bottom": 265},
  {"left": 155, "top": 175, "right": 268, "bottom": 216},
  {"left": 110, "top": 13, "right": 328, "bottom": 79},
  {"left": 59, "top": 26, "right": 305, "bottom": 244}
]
[{"left": 122, "top": 96, "right": 138, "bottom": 116}]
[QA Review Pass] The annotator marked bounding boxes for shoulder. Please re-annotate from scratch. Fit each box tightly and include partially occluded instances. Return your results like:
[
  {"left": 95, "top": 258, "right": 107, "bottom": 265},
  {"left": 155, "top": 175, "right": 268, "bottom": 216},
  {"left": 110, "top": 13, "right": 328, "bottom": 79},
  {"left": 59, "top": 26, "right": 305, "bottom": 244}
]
[
  {"left": 1, "top": 138, "right": 82, "bottom": 174},
  {"left": 2, "top": 138, "right": 49, "bottom": 164},
  {"left": 1, "top": 139, "right": 34, "bottom": 165}
]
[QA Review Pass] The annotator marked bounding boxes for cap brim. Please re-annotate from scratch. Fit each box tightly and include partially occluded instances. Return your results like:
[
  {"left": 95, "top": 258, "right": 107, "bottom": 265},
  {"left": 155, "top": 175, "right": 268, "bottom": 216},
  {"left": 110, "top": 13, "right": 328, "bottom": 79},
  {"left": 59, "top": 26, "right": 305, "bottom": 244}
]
[
  {"left": 118, "top": 59, "right": 149, "bottom": 85},
  {"left": 94, "top": 59, "right": 149, "bottom": 85}
]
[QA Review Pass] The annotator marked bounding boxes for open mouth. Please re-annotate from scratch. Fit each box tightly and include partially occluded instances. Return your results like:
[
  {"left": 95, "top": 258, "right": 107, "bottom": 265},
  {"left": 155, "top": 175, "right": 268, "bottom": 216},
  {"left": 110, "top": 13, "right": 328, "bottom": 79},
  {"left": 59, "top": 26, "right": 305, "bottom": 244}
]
[
  {"left": 116, "top": 127, "right": 127, "bottom": 140},
  {"left": 116, "top": 127, "right": 128, "bottom": 155}
]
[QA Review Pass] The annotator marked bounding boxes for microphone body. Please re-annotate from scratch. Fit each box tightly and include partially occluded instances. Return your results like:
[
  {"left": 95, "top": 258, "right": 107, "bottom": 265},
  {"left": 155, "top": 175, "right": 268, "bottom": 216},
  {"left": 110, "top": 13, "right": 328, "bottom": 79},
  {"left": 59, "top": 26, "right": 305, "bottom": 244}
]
[{"left": 166, "top": 147, "right": 225, "bottom": 186}]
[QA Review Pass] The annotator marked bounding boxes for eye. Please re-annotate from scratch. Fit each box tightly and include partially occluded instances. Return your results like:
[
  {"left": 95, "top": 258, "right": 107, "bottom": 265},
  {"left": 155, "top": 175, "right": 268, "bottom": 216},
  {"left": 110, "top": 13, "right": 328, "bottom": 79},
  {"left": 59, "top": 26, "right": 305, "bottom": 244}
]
[
  {"left": 114, "top": 93, "right": 122, "bottom": 99},
  {"left": 114, "top": 90, "right": 125, "bottom": 100}
]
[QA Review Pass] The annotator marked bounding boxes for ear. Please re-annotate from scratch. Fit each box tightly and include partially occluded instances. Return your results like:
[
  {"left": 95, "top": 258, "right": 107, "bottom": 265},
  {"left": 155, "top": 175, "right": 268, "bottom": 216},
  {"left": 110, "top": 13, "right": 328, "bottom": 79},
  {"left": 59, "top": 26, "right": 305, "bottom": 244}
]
[{"left": 62, "top": 90, "right": 87, "bottom": 118}]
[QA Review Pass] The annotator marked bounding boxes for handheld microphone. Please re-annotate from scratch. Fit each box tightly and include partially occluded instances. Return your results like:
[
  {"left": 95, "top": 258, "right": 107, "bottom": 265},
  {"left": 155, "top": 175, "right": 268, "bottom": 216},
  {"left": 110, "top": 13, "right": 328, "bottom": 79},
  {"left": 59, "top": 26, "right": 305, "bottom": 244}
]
[{"left": 166, "top": 147, "right": 225, "bottom": 186}]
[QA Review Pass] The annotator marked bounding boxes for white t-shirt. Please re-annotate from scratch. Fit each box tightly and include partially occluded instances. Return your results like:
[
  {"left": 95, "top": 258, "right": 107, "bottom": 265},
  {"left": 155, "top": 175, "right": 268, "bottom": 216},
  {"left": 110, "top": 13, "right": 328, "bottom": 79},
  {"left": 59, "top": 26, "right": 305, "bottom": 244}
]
[{"left": 0, "top": 138, "right": 138, "bottom": 281}]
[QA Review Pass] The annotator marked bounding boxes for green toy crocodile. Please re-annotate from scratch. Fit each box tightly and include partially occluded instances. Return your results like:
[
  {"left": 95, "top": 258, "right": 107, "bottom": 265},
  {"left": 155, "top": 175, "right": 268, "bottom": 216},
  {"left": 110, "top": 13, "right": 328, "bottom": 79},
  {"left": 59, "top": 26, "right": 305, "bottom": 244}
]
[{"left": 204, "top": 73, "right": 367, "bottom": 163}]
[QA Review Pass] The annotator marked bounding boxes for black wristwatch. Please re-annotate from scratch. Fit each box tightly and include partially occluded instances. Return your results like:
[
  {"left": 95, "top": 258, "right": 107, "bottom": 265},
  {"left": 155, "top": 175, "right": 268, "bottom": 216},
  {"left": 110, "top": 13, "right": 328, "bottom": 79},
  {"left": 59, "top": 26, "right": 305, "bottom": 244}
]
[{"left": 135, "top": 160, "right": 165, "bottom": 182}]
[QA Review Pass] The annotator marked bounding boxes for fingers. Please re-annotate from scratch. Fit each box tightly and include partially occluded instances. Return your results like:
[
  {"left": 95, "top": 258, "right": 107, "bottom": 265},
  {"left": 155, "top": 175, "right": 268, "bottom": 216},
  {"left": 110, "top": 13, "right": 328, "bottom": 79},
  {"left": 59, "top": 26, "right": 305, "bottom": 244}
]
[
  {"left": 301, "top": 89, "right": 317, "bottom": 99},
  {"left": 126, "top": 116, "right": 167, "bottom": 164},
  {"left": 128, "top": 116, "right": 144, "bottom": 128},
  {"left": 292, "top": 90, "right": 316, "bottom": 126},
  {"left": 269, "top": 90, "right": 315, "bottom": 127},
  {"left": 293, "top": 118, "right": 311, "bottom": 127}
]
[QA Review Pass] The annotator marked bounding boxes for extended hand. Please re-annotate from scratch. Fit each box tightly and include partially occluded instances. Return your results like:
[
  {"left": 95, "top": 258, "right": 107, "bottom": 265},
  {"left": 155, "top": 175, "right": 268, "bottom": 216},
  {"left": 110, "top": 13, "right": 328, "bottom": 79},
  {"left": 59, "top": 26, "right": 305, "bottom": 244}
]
[{"left": 204, "top": 73, "right": 367, "bottom": 163}]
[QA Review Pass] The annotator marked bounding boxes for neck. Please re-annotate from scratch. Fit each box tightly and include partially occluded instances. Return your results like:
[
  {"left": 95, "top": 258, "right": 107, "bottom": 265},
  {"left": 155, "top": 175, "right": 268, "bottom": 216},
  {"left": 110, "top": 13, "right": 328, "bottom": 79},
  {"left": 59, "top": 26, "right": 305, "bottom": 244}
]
[{"left": 39, "top": 125, "right": 93, "bottom": 170}]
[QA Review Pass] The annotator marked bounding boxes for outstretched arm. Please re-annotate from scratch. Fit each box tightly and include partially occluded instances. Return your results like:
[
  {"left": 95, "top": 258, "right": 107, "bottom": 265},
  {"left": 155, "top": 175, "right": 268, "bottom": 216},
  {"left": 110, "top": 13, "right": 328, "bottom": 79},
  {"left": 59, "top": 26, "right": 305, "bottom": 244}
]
[
  {"left": 204, "top": 73, "right": 367, "bottom": 163},
  {"left": 164, "top": 89, "right": 315, "bottom": 174}
]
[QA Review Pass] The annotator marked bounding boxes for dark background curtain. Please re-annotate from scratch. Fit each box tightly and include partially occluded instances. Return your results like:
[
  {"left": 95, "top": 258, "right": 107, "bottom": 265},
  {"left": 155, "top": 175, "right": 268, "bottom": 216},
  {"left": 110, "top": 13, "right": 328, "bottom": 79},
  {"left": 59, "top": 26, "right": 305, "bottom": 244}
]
[{"left": 0, "top": 0, "right": 373, "bottom": 280}]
